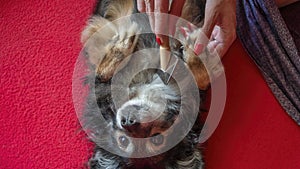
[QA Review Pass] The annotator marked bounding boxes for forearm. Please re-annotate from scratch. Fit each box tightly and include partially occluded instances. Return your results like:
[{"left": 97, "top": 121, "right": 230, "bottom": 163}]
[{"left": 275, "top": 0, "right": 299, "bottom": 7}]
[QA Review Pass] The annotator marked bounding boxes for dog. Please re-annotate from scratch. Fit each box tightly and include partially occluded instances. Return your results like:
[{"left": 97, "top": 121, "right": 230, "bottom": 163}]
[{"left": 81, "top": 0, "right": 223, "bottom": 168}]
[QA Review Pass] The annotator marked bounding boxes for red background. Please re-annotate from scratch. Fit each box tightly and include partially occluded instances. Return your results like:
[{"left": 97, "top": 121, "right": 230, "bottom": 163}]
[{"left": 1, "top": 0, "right": 299, "bottom": 168}]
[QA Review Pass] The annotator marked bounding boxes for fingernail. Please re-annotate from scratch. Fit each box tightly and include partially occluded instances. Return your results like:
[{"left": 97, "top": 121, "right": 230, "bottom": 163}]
[
  {"left": 188, "top": 23, "right": 193, "bottom": 31},
  {"left": 180, "top": 27, "right": 188, "bottom": 37},
  {"left": 194, "top": 43, "right": 204, "bottom": 55},
  {"left": 156, "top": 36, "right": 162, "bottom": 45}
]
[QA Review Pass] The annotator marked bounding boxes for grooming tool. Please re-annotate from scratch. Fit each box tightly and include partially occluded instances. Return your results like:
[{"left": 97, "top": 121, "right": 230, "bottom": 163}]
[
  {"left": 165, "top": 56, "right": 179, "bottom": 84},
  {"left": 159, "top": 42, "right": 179, "bottom": 85},
  {"left": 160, "top": 46, "right": 171, "bottom": 71}
]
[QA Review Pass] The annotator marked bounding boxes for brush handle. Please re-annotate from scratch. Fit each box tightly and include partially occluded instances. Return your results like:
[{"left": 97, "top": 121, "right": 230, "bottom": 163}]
[{"left": 160, "top": 46, "right": 171, "bottom": 71}]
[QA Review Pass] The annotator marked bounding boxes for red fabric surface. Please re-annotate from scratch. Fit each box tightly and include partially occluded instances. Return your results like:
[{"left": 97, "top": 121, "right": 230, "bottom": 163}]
[{"left": 0, "top": 1, "right": 299, "bottom": 169}]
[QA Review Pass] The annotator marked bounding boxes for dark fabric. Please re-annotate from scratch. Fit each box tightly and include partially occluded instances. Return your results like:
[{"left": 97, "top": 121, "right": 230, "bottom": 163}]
[
  {"left": 236, "top": 0, "right": 300, "bottom": 125},
  {"left": 280, "top": 2, "right": 300, "bottom": 53}
]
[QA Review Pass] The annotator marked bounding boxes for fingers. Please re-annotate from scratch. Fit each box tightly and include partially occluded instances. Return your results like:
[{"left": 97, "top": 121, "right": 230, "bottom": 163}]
[
  {"left": 142, "top": 0, "right": 155, "bottom": 33},
  {"left": 202, "top": 1, "right": 220, "bottom": 40},
  {"left": 168, "top": 0, "right": 186, "bottom": 36},
  {"left": 142, "top": 0, "right": 155, "bottom": 16},
  {"left": 217, "top": 33, "right": 236, "bottom": 57},
  {"left": 193, "top": 28, "right": 210, "bottom": 55},
  {"left": 207, "top": 30, "right": 236, "bottom": 58},
  {"left": 158, "top": 35, "right": 170, "bottom": 48},
  {"left": 214, "top": 42, "right": 227, "bottom": 58},
  {"left": 137, "top": 0, "right": 146, "bottom": 12},
  {"left": 138, "top": 0, "right": 173, "bottom": 46},
  {"left": 169, "top": 0, "right": 185, "bottom": 16},
  {"left": 154, "top": 0, "right": 169, "bottom": 14},
  {"left": 193, "top": 2, "right": 218, "bottom": 55},
  {"left": 153, "top": 0, "right": 169, "bottom": 46},
  {"left": 202, "top": 14, "right": 218, "bottom": 41}
]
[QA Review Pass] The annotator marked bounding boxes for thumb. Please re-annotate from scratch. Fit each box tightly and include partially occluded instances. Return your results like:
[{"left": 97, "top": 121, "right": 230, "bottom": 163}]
[
  {"left": 202, "top": 3, "right": 220, "bottom": 41},
  {"left": 194, "top": 11, "right": 217, "bottom": 55}
]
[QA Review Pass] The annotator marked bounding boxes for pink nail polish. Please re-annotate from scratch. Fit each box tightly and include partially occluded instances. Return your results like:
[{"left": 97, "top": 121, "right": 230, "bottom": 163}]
[
  {"left": 188, "top": 23, "right": 193, "bottom": 31},
  {"left": 180, "top": 27, "right": 188, "bottom": 37},
  {"left": 194, "top": 43, "right": 204, "bottom": 55},
  {"left": 156, "top": 37, "right": 162, "bottom": 45}
]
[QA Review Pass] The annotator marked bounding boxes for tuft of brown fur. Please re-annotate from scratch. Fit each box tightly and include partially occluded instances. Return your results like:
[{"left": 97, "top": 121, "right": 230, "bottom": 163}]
[
  {"left": 176, "top": 0, "right": 222, "bottom": 90},
  {"left": 81, "top": 0, "right": 138, "bottom": 82},
  {"left": 181, "top": 0, "right": 206, "bottom": 27},
  {"left": 103, "top": 0, "right": 134, "bottom": 21},
  {"left": 186, "top": 52, "right": 210, "bottom": 90},
  {"left": 177, "top": 27, "right": 223, "bottom": 90},
  {"left": 81, "top": 0, "right": 134, "bottom": 41}
]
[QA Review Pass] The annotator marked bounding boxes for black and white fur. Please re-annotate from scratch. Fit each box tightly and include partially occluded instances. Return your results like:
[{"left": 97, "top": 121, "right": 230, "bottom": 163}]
[{"left": 81, "top": 0, "right": 222, "bottom": 168}]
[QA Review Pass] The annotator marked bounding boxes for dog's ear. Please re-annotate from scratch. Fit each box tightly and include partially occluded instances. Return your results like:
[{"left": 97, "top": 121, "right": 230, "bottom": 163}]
[
  {"left": 81, "top": 16, "right": 117, "bottom": 66},
  {"left": 81, "top": 0, "right": 135, "bottom": 44},
  {"left": 99, "top": 0, "right": 135, "bottom": 21},
  {"left": 81, "top": 16, "right": 113, "bottom": 45},
  {"left": 180, "top": 0, "right": 206, "bottom": 26},
  {"left": 81, "top": 0, "right": 138, "bottom": 81}
]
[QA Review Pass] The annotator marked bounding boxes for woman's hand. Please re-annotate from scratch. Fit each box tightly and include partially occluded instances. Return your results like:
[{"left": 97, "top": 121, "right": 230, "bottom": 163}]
[
  {"left": 137, "top": 0, "right": 186, "bottom": 47},
  {"left": 137, "top": 0, "right": 237, "bottom": 57},
  {"left": 195, "top": 0, "right": 237, "bottom": 57}
]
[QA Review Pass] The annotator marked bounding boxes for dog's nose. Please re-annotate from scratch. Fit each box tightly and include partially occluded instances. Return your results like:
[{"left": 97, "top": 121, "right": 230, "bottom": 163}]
[
  {"left": 120, "top": 114, "right": 142, "bottom": 134},
  {"left": 121, "top": 115, "right": 136, "bottom": 127}
]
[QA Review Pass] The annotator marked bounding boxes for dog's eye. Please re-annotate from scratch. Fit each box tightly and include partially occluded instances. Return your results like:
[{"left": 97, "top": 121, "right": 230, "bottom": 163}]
[
  {"left": 118, "top": 136, "right": 129, "bottom": 148},
  {"left": 150, "top": 134, "right": 164, "bottom": 146}
]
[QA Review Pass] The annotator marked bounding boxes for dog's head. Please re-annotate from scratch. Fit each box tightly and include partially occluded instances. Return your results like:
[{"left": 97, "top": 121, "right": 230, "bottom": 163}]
[
  {"left": 114, "top": 68, "right": 181, "bottom": 153},
  {"left": 84, "top": 66, "right": 196, "bottom": 167}
]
